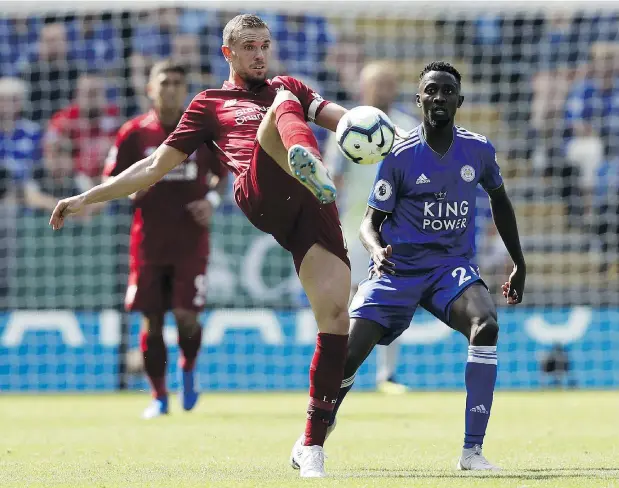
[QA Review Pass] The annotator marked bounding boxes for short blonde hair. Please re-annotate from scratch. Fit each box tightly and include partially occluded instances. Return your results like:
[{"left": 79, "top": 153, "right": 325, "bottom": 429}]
[
  {"left": 361, "top": 60, "right": 397, "bottom": 80},
  {"left": 223, "top": 14, "right": 269, "bottom": 46},
  {"left": 0, "top": 77, "right": 27, "bottom": 99}
]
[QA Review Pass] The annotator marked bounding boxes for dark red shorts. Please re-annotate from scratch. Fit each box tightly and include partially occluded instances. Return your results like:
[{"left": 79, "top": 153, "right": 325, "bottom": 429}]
[
  {"left": 235, "top": 142, "right": 350, "bottom": 274},
  {"left": 125, "top": 257, "right": 208, "bottom": 314}
]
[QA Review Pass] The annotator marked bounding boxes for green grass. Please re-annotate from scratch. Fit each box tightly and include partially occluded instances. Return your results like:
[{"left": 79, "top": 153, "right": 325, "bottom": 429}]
[{"left": 0, "top": 391, "right": 618, "bottom": 487}]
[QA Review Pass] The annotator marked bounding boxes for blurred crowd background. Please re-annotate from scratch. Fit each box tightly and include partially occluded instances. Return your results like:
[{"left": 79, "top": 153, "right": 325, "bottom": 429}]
[{"left": 0, "top": 5, "right": 618, "bottom": 311}]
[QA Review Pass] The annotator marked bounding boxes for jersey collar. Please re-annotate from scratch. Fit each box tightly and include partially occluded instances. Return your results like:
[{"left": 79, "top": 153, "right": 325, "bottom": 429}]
[{"left": 222, "top": 79, "right": 271, "bottom": 91}]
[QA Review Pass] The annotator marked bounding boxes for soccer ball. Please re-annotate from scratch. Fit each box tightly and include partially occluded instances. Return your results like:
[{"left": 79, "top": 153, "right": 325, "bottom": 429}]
[{"left": 336, "top": 106, "right": 396, "bottom": 165}]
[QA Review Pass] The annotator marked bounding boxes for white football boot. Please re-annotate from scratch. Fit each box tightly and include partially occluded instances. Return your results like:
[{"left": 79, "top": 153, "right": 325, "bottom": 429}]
[
  {"left": 288, "top": 144, "right": 337, "bottom": 204},
  {"left": 290, "top": 418, "right": 336, "bottom": 474},
  {"left": 293, "top": 445, "right": 326, "bottom": 478},
  {"left": 457, "top": 445, "right": 501, "bottom": 471},
  {"left": 141, "top": 396, "right": 169, "bottom": 419}
]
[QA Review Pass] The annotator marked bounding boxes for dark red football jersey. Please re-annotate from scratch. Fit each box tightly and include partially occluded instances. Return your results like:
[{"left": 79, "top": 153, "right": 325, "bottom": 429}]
[
  {"left": 103, "top": 110, "right": 225, "bottom": 265},
  {"left": 163, "top": 76, "right": 329, "bottom": 195}
]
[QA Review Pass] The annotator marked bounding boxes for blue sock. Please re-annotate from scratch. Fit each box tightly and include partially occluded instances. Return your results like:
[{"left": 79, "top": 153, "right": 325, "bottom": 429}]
[
  {"left": 464, "top": 345, "right": 497, "bottom": 448},
  {"left": 328, "top": 373, "right": 355, "bottom": 426}
]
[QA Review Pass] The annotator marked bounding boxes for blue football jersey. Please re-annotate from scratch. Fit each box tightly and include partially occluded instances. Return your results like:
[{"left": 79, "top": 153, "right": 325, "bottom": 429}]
[{"left": 367, "top": 125, "right": 503, "bottom": 274}]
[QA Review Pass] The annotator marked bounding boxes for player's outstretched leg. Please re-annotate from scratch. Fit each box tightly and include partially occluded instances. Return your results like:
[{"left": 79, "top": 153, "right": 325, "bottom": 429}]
[
  {"left": 448, "top": 284, "right": 501, "bottom": 471},
  {"left": 289, "top": 245, "right": 350, "bottom": 477},
  {"left": 291, "top": 317, "right": 384, "bottom": 473},
  {"left": 140, "top": 314, "right": 169, "bottom": 419},
  {"left": 174, "top": 309, "right": 203, "bottom": 411},
  {"left": 258, "top": 90, "right": 336, "bottom": 204}
]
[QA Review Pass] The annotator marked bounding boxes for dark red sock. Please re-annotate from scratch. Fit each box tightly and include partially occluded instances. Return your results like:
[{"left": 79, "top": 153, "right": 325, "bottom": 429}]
[
  {"left": 140, "top": 330, "right": 167, "bottom": 398},
  {"left": 304, "top": 332, "right": 348, "bottom": 446},
  {"left": 178, "top": 327, "right": 202, "bottom": 372},
  {"left": 274, "top": 100, "right": 321, "bottom": 158}
]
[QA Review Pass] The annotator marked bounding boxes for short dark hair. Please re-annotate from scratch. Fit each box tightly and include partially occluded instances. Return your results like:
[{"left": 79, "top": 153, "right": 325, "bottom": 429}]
[
  {"left": 222, "top": 14, "right": 270, "bottom": 46},
  {"left": 149, "top": 59, "right": 186, "bottom": 81},
  {"left": 419, "top": 61, "right": 462, "bottom": 85}
]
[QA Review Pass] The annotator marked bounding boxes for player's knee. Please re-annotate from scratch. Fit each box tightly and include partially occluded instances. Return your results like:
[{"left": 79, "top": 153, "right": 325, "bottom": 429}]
[
  {"left": 316, "top": 305, "right": 349, "bottom": 335},
  {"left": 470, "top": 315, "right": 499, "bottom": 346},
  {"left": 143, "top": 314, "right": 164, "bottom": 335},
  {"left": 271, "top": 89, "right": 301, "bottom": 111},
  {"left": 173, "top": 309, "right": 200, "bottom": 337}
]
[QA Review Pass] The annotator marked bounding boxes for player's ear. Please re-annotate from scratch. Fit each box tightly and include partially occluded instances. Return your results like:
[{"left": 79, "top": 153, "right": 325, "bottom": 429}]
[
  {"left": 221, "top": 45, "right": 232, "bottom": 63},
  {"left": 146, "top": 80, "right": 153, "bottom": 100},
  {"left": 415, "top": 93, "right": 421, "bottom": 107},
  {"left": 457, "top": 95, "right": 464, "bottom": 108}
]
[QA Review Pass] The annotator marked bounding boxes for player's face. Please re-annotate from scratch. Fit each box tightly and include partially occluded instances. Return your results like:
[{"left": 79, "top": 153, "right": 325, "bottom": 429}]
[
  {"left": 148, "top": 71, "right": 187, "bottom": 113},
  {"left": 0, "top": 92, "right": 23, "bottom": 121},
  {"left": 76, "top": 76, "right": 107, "bottom": 119},
  {"left": 223, "top": 28, "right": 271, "bottom": 87},
  {"left": 363, "top": 72, "right": 398, "bottom": 111},
  {"left": 417, "top": 71, "right": 463, "bottom": 128}
]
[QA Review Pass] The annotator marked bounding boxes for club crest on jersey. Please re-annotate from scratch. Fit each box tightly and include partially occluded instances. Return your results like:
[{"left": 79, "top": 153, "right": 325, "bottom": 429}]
[
  {"left": 434, "top": 190, "right": 447, "bottom": 201},
  {"left": 460, "top": 165, "right": 475, "bottom": 182},
  {"left": 223, "top": 99, "right": 238, "bottom": 107},
  {"left": 373, "top": 179, "right": 392, "bottom": 201}
]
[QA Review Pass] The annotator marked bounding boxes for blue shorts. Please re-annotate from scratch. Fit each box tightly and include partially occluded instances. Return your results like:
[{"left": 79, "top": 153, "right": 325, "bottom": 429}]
[{"left": 348, "top": 258, "right": 486, "bottom": 345}]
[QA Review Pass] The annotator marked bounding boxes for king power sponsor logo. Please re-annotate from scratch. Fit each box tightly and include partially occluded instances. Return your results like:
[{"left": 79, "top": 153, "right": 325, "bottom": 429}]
[{"left": 423, "top": 200, "right": 470, "bottom": 231}]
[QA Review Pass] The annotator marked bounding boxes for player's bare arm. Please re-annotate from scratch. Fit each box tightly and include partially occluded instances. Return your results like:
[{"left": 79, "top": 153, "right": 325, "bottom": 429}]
[
  {"left": 50, "top": 144, "right": 188, "bottom": 230},
  {"left": 359, "top": 206, "right": 395, "bottom": 276},
  {"left": 314, "top": 102, "right": 348, "bottom": 133},
  {"left": 487, "top": 184, "right": 526, "bottom": 304}
]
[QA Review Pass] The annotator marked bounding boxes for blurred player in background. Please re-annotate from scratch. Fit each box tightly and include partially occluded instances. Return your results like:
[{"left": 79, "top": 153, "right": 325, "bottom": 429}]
[
  {"left": 45, "top": 72, "right": 120, "bottom": 189},
  {"left": 102, "top": 60, "right": 227, "bottom": 419},
  {"left": 51, "top": 14, "right": 361, "bottom": 477},
  {"left": 325, "top": 60, "right": 418, "bottom": 395},
  {"left": 317, "top": 62, "right": 526, "bottom": 470}
]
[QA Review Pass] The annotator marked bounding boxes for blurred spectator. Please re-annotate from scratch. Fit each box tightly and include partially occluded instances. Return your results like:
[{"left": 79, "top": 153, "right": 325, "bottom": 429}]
[
  {"left": 539, "top": 345, "right": 573, "bottom": 388},
  {"left": 0, "top": 77, "right": 31, "bottom": 306},
  {"left": 322, "top": 61, "right": 418, "bottom": 394},
  {"left": 324, "top": 61, "right": 417, "bottom": 211},
  {"left": 128, "top": 53, "right": 153, "bottom": 116},
  {"left": 24, "top": 137, "right": 86, "bottom": 214},
  {"left": 532, "top": 13, "right": 578, "bottom": 70},
  {"left": 132, "top": 8, "right": 180, "bottom": 59},
  {"left": 0, "top": 163, "right": 16, "bottom": 306},
  {"left": 316, "top": 34, "right": 365, "bottom": 105},
  {"left": 67, "top": 14, "right": 123, "bottom": 73},
  {"left": 593, "top": 157, "right": 619, "bottom": 266},
  {"left": 20, "top": 22, "right": 79, "bottom": 122},
  {"left": 260, "top": 13, "right": 334, "bottom": 78},
  {"left": 0, "top": 16, "right": 38, "bottom": 77},
  {"left": 527, "top": 68, "right": 583, "bottom": 221},
  {"left": 0, "top": 77, "right": 43, "bottom": 188},
  {"left": 564, "top": 42, "right": 619, "bottom": 190},
  {"left": 44, "top": 72, "right": 120, "bottom": 188},
  {"left": 171, "top": 33, "right": 212, "bottom": 96}
]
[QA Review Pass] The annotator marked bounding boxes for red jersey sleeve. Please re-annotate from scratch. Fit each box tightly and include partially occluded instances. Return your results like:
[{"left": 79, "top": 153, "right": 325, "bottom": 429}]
[
  {"left": 275, "top": 76, "right": 330, "bottom": 123},
  {"left": 102, "top": 122, "right": 140, "bottom": 177},
  {"left": 164, "top": 92, "right": 216, "bottom": 156}
]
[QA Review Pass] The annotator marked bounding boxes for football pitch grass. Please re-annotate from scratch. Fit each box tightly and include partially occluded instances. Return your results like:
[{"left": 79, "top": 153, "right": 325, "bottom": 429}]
[{"left": 1, "top": 391, "right": 618, "bottom": 487}]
